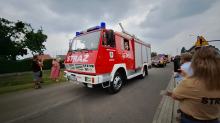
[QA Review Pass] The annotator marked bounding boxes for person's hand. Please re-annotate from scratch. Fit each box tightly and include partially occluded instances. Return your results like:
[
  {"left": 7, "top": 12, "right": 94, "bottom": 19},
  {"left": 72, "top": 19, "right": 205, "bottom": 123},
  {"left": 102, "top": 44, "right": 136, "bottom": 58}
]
[
  {"left": 160, "top": 90, "right": 172, "bottom": 97},
  {"left": 166, "top": 91, "right": 172, "bottom": 96},
  {"left": 178, "top": 69, "right": 188, "bottom": 77}
]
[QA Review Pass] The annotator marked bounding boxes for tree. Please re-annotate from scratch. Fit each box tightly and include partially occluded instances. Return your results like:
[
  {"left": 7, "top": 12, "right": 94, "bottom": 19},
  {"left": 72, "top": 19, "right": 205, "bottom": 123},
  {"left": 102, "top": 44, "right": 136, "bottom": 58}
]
[
  {"left": 25, "top": 29, "right": 47, "bottom": 55},
  {"left": 181, "top": 47, "right": 186, "bottom": 53},
  {"left": 0, "top": 18, "right": 47, "bottom": 61},
  {"left": 151, "top": 52, "right": 157, "bottom": 57}
]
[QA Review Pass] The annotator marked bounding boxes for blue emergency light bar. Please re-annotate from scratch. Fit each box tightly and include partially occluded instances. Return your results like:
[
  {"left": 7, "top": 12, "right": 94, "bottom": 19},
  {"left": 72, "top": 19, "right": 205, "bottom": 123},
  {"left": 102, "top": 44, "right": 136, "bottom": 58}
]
[
  {"left": 87, "top": 26, "right": 100, "bottom": 32},
  {"left": 75, "top": 22, "right": 106, "bottom": 36}
]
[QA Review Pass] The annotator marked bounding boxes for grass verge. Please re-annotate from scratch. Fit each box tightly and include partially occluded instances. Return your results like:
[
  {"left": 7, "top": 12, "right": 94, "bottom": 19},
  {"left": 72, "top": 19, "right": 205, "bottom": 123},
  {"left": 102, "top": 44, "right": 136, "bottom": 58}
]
[{"left": 0, "top": 70, "right": 66, "bottom": 94}]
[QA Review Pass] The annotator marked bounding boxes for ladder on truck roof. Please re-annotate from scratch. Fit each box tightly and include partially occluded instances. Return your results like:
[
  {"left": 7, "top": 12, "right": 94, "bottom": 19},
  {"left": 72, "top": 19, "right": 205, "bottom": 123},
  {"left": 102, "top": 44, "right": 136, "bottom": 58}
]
[
  {"left": 119, "top": 23, "right": 142, "bottom": 42},
  {"left": 119, "top": 23, "right": 149, "bottom": 46}
]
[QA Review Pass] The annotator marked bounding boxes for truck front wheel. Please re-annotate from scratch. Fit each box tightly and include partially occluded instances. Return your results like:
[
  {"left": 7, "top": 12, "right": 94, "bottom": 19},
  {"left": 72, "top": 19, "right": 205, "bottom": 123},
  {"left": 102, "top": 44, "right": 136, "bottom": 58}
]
[{"left": 108, "top": 72, "right": 123, "bottom": 94}]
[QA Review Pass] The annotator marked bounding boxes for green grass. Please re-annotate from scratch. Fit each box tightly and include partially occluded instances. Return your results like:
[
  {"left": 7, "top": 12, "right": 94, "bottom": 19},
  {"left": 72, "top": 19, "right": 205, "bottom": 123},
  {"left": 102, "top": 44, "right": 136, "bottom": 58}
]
[{"left": 0, "top": 70, "right": 66, "bottom": 94}]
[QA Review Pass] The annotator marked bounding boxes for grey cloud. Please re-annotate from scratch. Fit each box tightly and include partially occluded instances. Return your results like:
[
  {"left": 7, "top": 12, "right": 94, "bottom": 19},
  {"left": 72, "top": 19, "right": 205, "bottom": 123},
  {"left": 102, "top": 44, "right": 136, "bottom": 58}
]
[
  {"left": 45, "top": 0, "right": 135, "bottom": 28},
  {"left": 142, "top": 0, "right": 217, "bottom": 28},
  {"left": 139, "top": 0, "right": 218, "bottom": 40},
  {"left": 169, "top": 0, "right": 217, "bottom": 20},
  {"left": 0, "top": 0, "right": 135, "bottom": 34},
  {"left": 47, "top": 0, "right": 133, "bottom": 18},
  {"left": 0, "top": 0, "right": 219, "bottom": 56}
]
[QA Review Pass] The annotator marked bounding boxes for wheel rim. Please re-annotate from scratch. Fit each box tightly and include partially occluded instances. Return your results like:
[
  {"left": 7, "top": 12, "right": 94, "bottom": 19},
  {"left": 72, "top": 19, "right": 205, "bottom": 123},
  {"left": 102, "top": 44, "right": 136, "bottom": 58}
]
[{"left": 113, "top": 76, "right": 122, "bottom": 90}]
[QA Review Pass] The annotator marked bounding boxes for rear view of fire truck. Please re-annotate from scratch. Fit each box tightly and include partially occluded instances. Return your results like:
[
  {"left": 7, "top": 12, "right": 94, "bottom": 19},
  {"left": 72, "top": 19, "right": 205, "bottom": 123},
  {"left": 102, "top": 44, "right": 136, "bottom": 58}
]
[{"left": 64, "top": 22, "right": 151, "bottom": 94}]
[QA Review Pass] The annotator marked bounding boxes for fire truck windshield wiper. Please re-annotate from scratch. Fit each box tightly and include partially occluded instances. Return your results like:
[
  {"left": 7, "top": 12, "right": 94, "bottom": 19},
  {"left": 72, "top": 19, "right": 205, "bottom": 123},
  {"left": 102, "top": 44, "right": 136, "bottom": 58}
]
[
  {"left": 81, "top": 48, "right": 90, "bottom": 52},
  {"left": 70, "top": 48, "right": 90, "bottom": 52},
  {"left": 78, "top": 48, "right": 89, "bottom": 52},
  {"left": 71, "top": 49, "right": 78, "bottom": 52}
]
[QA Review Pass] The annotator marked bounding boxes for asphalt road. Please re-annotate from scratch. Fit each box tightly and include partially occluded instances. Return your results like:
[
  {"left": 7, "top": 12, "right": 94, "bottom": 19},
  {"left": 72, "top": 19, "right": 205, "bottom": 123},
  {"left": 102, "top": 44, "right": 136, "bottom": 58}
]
[{"left": 0, "top": 63, "right": 173, "bottom": 123}]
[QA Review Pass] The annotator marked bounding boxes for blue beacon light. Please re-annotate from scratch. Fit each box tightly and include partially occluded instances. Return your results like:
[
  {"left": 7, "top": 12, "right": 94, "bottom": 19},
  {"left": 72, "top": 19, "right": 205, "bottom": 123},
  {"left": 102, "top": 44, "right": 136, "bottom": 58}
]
[
  {"left": 100, "top": 22, "right": 106, "bottom": 28},
  {"left": 76, "top": 32, "right": 80, "bottom": 36}
]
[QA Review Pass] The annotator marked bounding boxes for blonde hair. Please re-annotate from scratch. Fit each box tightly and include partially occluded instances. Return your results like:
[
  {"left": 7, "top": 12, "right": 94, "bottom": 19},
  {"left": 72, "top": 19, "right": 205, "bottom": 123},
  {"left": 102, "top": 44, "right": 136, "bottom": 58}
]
[{"left": 191, "top": 47, "right": 220, "bottom": 90}]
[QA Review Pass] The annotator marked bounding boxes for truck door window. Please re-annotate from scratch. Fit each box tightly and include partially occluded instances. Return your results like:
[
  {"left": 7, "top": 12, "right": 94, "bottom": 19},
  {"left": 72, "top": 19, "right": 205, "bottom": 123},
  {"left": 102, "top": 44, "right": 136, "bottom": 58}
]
[
  {"left": 124, "top": 39, "right": 130, "bottom": 51},
  {"left": 102, "top": 32, "right": 108, "bottom": 46},
  {"left": 102, "top": 30, "right": 115, "bottom": 48}
]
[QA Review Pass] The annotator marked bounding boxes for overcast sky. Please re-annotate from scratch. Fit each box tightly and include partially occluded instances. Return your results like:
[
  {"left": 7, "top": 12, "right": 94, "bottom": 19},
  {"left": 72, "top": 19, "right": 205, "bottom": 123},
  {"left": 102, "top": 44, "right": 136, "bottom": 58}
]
[{"left": 1, "top": 0, "right": 220, "bottom": 57}]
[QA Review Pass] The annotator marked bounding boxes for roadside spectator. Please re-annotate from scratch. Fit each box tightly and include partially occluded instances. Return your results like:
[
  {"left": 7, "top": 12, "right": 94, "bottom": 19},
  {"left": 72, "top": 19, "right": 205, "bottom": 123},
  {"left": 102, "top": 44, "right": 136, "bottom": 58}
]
[
  {"left": 50, "top": 58, "right": 60, "bottom": 81},
  {"left": 173, "top": 55, "right": 181, "bottom": 73},
  {"left": 180, "top": 53, "right": 193, "bottom": 77},
  {"left": 32, "top": 55, "right": 42, "bottom": 89},
  {"left": 38, "top": 58, "right": 44, "bottom": 83},
  {"left": 167, "top": 47, "right": 220, "bottom": 123},
  {"left": 173, "top": 55, "right": 182, "bottom": 83}
]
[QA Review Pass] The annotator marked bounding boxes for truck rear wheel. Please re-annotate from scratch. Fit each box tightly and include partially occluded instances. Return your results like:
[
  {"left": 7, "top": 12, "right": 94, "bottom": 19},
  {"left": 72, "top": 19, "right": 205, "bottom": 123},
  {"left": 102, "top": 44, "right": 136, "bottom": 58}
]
[
  {"left": 108, "top": 72, "right": 123, "bottom": 94},
  {"left": 140, "top": 66, "right": 148, "bottom": 79}
]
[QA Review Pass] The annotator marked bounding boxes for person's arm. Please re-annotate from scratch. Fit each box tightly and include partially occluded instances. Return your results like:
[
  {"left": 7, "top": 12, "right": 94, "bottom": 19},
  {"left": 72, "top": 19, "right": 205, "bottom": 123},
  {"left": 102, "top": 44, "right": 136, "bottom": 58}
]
[
  {"left": 39, "top": 61, "right": 43, "bottom": 67},
  {"left": 172, "top": 79, "right": 197, "bottom": 101},
  {"left": 52, "top": 60, "right": 56, "bottom": 67},
  {"left": 37, "top": 61, "right": 43, "bottom": 67},
  {"left": 41, "top": 59, "right": 44, "bottom": 66},
  {"left": 166, "top": 91, "right": 183, "bottom": 101}
]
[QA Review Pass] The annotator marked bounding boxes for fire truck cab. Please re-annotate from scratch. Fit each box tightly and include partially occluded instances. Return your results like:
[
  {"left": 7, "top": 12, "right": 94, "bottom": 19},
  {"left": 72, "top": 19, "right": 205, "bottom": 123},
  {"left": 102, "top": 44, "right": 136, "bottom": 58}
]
[{"left": 64, "top": 22, "right": 151, "bottom": 93}]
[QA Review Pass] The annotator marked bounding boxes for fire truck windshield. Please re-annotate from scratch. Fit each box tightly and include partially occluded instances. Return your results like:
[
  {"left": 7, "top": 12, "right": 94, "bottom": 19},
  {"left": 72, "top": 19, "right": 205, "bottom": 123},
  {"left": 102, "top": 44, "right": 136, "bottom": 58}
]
[{"left": 71, "top": 31, "right": 100, "bottom": 51}]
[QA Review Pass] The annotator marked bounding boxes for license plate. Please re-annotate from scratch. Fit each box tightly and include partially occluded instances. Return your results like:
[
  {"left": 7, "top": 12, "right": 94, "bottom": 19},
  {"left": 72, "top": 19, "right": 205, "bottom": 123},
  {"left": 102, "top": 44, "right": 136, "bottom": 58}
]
[
  {"left": 87, "top": 83, "right": 93, "bottom": 88},
  {"left": 69, "top": 75, "right": 77, "bottom": 81}
]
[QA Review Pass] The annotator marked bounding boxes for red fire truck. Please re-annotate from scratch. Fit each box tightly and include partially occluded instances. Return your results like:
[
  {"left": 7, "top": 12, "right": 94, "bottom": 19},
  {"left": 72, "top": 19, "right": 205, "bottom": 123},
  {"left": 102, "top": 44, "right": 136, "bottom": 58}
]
[{"left": 64, "top": 22, "right": 151, "bottom": 93}]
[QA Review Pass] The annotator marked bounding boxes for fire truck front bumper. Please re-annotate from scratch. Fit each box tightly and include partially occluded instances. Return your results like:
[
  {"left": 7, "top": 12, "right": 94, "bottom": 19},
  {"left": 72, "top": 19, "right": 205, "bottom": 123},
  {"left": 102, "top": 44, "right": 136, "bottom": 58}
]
[{"left": 64, "top": 71, "right": 111, "bottom": 85}]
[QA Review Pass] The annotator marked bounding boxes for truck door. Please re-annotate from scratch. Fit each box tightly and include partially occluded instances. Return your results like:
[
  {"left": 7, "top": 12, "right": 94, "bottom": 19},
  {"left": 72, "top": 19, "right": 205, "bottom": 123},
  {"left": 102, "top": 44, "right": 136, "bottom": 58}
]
[{"left": 121, "top": 38, "right": 134, "bottom": 70}]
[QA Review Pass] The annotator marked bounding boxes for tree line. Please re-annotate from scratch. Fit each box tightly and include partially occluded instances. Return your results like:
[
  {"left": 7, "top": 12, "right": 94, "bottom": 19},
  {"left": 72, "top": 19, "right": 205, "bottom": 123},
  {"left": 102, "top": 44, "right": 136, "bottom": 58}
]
[{"left": 0, "top": 18, "right": 47, "bottom": 61}]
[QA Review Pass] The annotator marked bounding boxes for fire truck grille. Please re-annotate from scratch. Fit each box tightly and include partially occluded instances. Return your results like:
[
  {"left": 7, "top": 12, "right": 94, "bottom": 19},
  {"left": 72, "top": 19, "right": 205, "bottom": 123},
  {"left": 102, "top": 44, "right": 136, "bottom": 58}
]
[{"left": 65, "top": 64, "right": 95, "bottom": 73}]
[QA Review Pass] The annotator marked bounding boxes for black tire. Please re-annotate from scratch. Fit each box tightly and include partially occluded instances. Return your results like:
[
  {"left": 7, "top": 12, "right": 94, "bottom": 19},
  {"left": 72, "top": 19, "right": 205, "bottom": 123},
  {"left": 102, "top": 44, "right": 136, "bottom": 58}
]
[
  {"left": 140, "top": 66, "right": 148, "bottom": 79},
  {"left": 83, "top": 83, "right": 87, "bottom": 87},
  {"left": 108, "top": 72, "right": 123, "bottom": 94},
  {"left": 145, "top": 67, "right": 148, "bottom": 76}
]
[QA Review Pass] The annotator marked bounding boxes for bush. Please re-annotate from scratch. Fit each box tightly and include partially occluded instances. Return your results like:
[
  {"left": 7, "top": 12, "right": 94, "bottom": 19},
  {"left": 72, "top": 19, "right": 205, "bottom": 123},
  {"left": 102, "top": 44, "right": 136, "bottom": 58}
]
[
  {"left": 0, "top": 59, "right": 32, "bottom": 74},
  {"left": 0, "top": 59, "right": 55, "bottom": 74},
  {"left": 42, "top": 59, "right": 53, "bottom": 70}
]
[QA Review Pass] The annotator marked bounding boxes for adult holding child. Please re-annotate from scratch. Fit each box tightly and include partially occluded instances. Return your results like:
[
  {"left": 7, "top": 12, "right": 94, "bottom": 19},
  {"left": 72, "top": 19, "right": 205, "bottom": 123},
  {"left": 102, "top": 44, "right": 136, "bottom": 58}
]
[
  {"left": 32, "top": 55, "right": 42, "bottom": 89},
  {"left": 167, "top": 46, "right": 220, "bottom": 123}
]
